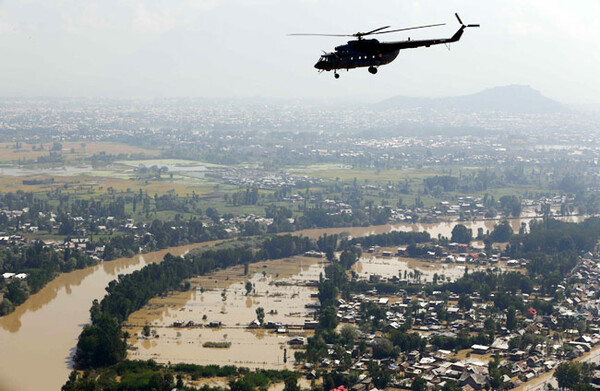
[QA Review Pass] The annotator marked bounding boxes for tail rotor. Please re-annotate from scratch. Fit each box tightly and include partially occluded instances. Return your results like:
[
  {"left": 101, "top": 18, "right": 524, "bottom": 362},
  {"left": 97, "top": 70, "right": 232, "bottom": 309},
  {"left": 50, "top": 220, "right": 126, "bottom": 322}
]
[{"left": 455, "top": 13, "right": 480, "bottom": 28}]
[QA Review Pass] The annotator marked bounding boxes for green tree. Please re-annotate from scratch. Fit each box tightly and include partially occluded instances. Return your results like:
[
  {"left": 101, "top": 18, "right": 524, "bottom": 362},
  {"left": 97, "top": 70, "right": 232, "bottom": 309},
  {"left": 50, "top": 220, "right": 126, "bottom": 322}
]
[
  {"left": 484, "top": 318, "right": 496, "bottom": 343},
  {"left": 499, "top": 195, "right": 521, "bottom": 217},
  {"left": 256, "top": 307, "right": 265, "bottom": 325},
  {"left": 73, "top": 313, "right": 126, "bottom": 368},
  {"left": 340, "top": 325, "right": 359, "bottom": 345},
  {"left": 339, "top": 250, "right": 358, "bottom": 269},
  {"left": 554, "top": 361, "right": 594, "bottom": 391},
  {"left": 283, "top": 375, "right": 300, "bottom": 391},
  {"left": 458, "top": 293, "right": 473, "bottom": 311},
  {"left": 143, "top": 323, "right": 151, "bottom": 338},
  {"left": 451, "top": 224, "right": 472, "bottom": 244},
  {"left": 411, "top": 376, "right": 427, "bottom": 391},
  {"left": 6, "top": 282, "right": 28, "bottom": 305},
  {"left": 326, "top": 248, "right": 335, "bottom": 261},
  {"left": 441, "top": 380, "right": 461, "bottom": 391},
  {"left": 318, "top": 305, "right": 338, "bottom": 331},
  {"left": 318, "top": 279, "right": 339, "bottom": 308},
  {"left": 506, "top": 306, "right": 517, "bottom": 331},
  {"left": 0, "top": 298, "right": 15, "bottom": 316},
  {"left": 372, "top": 338, "right": 395, "bottom": 359},
  {"left": 490, "top": 220, "right": 513, "bottom": 242},
  {"left": 488, "top": 355, "right": 504, "bottom": 390},
  {"left": 245, "top": 281, "right": 253, "bottom": 296},
  {"left": 148, "top": 372, "right": 174, "bottom": 391}
]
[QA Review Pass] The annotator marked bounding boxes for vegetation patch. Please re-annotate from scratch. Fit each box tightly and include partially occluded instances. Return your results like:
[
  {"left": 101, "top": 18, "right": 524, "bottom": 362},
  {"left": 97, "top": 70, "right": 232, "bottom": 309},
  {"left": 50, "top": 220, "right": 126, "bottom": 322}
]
[{"left": 202, "top": 341, "right": 232, "bottom": 348}]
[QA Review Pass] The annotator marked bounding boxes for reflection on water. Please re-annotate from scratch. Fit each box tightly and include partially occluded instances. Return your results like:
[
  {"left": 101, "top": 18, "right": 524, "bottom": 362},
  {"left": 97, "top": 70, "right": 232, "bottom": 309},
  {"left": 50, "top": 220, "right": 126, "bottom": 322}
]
[{"left": 0, "top": 265, "right": 97, "bottom": 333}]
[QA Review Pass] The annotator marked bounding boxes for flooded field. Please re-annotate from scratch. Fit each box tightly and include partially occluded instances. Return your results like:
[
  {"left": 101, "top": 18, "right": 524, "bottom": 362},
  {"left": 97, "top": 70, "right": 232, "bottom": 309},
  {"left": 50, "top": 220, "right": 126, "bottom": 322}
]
[
  {"left": 355, "top": 254, "right": 470, "bottom": 282},
  {"left": 354, "top": 253, "right": 521, "bottom": 283},
  {"left": 126, "top": 256, "right": 325, "bottom": 369}
]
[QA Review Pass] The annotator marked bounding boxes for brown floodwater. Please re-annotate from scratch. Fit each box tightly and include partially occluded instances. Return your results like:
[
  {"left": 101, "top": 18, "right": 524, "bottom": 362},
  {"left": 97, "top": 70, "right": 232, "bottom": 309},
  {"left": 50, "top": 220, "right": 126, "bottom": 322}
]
[
  {"left": 126, "top": 256, "right": 324, "bottom": 370},
  {"left": 0, "top": 241, "right": 223, "bottom": 391},
  {"left": 0, "top": 215, "right": 588, "bottom": 391},
  {"left": 299, "top": 214, "right": 586, "bottom": 241},
  {"left": 354, "top": 253, "right": 522, "bottom": 283}
]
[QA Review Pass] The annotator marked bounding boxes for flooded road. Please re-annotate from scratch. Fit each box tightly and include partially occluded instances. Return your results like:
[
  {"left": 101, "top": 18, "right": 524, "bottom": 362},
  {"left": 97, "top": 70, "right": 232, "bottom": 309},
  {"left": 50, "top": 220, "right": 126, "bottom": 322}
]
[{"left": 0, "top": 214, "right": 588, "bottom": 391}]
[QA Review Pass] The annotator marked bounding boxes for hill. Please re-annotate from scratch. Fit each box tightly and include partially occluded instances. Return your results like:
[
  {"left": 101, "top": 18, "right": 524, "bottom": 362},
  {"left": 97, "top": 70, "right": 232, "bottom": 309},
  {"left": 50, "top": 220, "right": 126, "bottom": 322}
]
[{"left": 376, "top": 85, "right": 566, "bottom": 114}]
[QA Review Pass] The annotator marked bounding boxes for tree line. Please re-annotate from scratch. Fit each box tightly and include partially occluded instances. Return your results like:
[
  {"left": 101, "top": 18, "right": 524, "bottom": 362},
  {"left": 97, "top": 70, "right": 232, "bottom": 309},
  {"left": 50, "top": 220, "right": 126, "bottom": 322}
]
[
  {"left": 62, "top": 359, "right": 300, "bottom": 391},
  {"left": 343, "top": 230, "right": 430, "bottom": 249},
  {"left": 0, "top": 242, "right": 95, "bottom": 315},
  {"left": 73, "top": 234, "right": 317, "bottom": 369}
]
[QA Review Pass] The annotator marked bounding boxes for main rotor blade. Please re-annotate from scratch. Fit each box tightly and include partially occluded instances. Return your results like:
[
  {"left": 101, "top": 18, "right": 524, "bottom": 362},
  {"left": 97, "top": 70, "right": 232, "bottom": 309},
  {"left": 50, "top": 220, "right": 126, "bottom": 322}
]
[
  {"left": 370, "top": 23, "right": 446, "bottom": 35},
  {"left": 287, "top": 33, "right": 354, "bottom": 37},
  {"left": 358, "top": 26, "right": 391, "bottom": 36},
  {"left": 288, "top": 22, "right": 445, "bottom": 38},
  {"left": 467, "top": 24, "right": 480, "bottom": 27}
]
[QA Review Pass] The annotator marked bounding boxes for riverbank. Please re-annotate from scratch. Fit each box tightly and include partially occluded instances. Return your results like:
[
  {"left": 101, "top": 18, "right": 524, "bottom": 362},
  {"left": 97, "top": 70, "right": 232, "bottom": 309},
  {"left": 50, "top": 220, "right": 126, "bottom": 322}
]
[{"left": 0, "top": 240, "right": 224, "bottom": 391}]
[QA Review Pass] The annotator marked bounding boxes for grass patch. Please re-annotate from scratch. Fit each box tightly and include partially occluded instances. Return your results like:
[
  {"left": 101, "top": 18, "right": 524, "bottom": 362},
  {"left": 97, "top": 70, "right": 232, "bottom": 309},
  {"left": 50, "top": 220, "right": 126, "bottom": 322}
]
[{"left": 202, "top": 341, "right": 232, "bottom": 348}]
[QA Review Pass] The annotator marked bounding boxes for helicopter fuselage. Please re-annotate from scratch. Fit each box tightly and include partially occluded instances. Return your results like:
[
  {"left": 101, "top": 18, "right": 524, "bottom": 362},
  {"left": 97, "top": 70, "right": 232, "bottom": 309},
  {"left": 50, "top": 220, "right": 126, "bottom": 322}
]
[
  {"left": 314, "top": 22, "right": 469, "bottom": 74},
  {"left": 315, "top": 39, "right": 400, "bottom": 71}
]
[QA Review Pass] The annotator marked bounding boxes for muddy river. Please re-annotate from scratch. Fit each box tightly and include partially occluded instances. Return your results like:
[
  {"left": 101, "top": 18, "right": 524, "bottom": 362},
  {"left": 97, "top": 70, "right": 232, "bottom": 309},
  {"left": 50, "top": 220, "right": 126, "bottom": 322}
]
[
  {"left": 0, "top": 215, "right": 588, "bottom": 391},
  {"left": 0, "top": 242, "right": 222, "bottom": 391}
]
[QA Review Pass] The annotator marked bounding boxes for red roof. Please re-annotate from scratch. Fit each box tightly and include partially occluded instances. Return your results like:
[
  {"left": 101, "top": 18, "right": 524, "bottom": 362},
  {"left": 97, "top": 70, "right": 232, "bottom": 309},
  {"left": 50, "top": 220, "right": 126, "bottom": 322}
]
[
  {"left": 330, "top": 387, "right": 348, "bottom": 391},
  {"left": 527, "top": 308, "right": 537, "bottom": 315}
]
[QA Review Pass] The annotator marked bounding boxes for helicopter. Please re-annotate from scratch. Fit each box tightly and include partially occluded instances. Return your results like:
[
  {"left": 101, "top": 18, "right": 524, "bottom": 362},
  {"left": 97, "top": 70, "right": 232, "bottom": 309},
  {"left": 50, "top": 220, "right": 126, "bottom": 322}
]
[{"left": 289, "top": 13, "right": 479, "bottom": 78}]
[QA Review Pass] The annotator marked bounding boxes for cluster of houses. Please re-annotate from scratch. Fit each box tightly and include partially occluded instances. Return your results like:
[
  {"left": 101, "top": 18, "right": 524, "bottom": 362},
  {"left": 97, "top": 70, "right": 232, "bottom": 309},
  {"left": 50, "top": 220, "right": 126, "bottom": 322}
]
[
  {"left": 0, "top": 235, "right": 25, "bottom": 245},
  {"left": 0, "top": 207, "right": 132, "bottom": 238},
  {"left": 432, "top": 195, "right": 573, "bottom": 220},
  {"left": 293, "top": 250, "right": 600, "bottom": 391},
  {"left": 1, "top": 272, "right": 28, "bottom": 280},
  {"left": 302, "top": 288, "right": 600, "bottom": 390},
  {"left": 217, "top": 168, "right": 320, "bottom": 191},
  {"left": 438, "top": 198, "right": 487, "bottom": 218},
  {"left": 369, "top": 243, "right": 527, "bottom": 270},
  {"left": 38, "top": 237, "right": 106, "bottom": 260}
]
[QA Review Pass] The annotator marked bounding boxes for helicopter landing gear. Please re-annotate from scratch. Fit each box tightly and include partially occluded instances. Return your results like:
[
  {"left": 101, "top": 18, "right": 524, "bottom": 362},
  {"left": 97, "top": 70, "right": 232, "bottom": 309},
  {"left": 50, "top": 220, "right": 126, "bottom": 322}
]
[
  {"left": 368, "top": 66, "right": 378, "bottom": 75},
  {"left": 334, "top": 72, "right": 340, "bottom": 79}
]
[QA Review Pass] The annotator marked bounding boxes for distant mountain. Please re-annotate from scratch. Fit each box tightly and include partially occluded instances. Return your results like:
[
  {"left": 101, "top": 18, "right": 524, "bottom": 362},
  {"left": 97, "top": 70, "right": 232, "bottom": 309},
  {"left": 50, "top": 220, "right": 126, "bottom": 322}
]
[{"left": 376, "top": 85, "right": 566, "bottom": 114}]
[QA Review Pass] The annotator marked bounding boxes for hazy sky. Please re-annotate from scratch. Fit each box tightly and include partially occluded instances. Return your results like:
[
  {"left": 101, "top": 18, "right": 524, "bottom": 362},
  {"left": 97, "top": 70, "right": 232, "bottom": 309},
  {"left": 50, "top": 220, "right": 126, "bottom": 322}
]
[{"left": 0, "top": 0, "right": 599, "bottom": 104}]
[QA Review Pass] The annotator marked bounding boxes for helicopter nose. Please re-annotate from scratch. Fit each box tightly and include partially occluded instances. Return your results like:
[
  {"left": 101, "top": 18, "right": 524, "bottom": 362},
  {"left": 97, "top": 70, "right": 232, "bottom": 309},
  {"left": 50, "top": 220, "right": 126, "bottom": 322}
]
[{"left": 314, "top": 61, "right": 325, "bottom": 70}]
